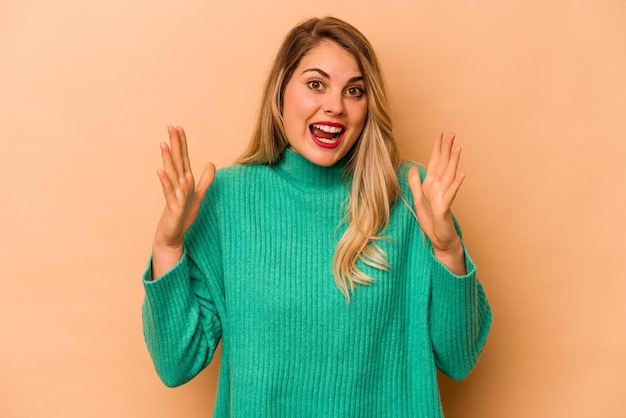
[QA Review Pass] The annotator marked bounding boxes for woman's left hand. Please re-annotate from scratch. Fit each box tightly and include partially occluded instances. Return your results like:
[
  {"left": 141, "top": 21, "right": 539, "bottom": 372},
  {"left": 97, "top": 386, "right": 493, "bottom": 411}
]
[{"left": 408, "top": 132, "right": 466, "bottom": 274}]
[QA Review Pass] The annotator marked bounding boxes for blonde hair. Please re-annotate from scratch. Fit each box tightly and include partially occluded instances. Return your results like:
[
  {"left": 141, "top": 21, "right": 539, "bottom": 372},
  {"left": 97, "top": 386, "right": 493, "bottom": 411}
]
[{"left": 236, "top": 16, "right": 401, "bottom": 299}]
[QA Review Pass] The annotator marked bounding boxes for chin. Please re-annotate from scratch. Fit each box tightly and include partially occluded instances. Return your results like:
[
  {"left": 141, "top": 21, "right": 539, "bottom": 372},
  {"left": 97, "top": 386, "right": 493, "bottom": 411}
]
[{"left": 307, "top": 149, "right": 345, "bottom": 167}]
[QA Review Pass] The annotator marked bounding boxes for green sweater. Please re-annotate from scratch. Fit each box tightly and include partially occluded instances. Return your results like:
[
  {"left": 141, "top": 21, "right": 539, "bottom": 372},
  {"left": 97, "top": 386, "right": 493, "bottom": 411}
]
[{"left": 142, "top": 149, "right": 491, "bottom": 417}]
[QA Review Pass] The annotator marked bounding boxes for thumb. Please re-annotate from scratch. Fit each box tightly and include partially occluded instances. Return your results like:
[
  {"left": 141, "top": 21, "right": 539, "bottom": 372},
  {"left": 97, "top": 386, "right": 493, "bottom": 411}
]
[
  {"left": 195, "top": 162, "right": 216, "bottom": 199},
  {"left": 408, "top": 165, "right": 423, "bottom": 203}
]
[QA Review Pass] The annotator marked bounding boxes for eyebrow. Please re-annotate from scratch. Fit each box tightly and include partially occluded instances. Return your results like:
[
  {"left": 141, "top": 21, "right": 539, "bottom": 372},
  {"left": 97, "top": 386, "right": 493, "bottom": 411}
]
[{"left": 301, "top": 68, "right": 363, "bottom": 83}]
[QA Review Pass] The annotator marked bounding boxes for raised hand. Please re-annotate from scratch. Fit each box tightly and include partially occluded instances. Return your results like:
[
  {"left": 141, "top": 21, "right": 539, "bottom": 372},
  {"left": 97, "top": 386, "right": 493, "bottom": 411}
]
[
  {"left": 151, "top": 126, "right": 215, "bottom": 279},
  {"left": 408, "top": 132, "right": 466, "bottom": 275}
]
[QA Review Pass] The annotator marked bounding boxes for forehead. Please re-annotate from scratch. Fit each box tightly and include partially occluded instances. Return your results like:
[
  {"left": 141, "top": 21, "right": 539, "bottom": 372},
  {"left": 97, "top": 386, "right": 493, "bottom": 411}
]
[{"left": 296, "top": 41, "right": 362, "bottom": 77}]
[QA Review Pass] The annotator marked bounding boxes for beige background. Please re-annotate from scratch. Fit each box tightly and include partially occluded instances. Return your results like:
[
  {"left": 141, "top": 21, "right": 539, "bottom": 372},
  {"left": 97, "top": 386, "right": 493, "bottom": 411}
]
[{"left": 1, "top": 0, "right": 625, "bottom": 417}]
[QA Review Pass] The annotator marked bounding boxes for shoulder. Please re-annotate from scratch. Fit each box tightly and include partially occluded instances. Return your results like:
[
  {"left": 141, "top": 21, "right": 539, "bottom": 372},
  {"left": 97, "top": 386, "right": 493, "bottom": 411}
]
[
  {"left": 198, "top": 163, "right": 270, "bottom": 209},
  {"left": 214, "top": 163, "right": 269, "bottom": 183},
  {"left": 209, "top": 163, "right": 270, "bottom": 192}
]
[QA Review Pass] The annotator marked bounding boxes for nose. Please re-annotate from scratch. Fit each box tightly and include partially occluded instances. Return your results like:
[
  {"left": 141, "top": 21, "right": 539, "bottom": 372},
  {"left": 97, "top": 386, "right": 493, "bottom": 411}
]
[{"left": 322, "top": 91, "right": 345, "bottom": 116}]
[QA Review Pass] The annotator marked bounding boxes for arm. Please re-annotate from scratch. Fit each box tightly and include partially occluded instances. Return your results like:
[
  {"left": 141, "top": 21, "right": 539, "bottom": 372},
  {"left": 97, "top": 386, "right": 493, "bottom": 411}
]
[
  {"left": 142, "top": 126, "right": 222, "bottom": 386},
  {"left": 408, "top": 132, "right": 491, "bottom": 379},
  {"left": 427, "top": 223, "right": 491, "bottom": 380},
  {"left": 142, "top": 249, "right": 222, "bottom": 387}
]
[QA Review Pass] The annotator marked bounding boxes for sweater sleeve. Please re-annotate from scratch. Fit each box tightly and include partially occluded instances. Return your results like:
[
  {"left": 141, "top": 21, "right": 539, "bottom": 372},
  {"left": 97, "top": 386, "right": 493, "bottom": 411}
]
[
  {"left": 142, "top": 251, "right": 222, "bottom": 387},
  {"left": 141, "top": 182, "right": 224, "bottom": 388},
  {"left": 428, "top": 230, "right": 492, "bottom": 380},
  {"left": 401, "top": 161, "right": 491, "bottom": 380}
]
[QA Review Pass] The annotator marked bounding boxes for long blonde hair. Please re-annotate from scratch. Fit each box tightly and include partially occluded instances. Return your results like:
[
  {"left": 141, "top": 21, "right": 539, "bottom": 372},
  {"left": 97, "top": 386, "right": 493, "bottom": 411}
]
[{"left": 236, "top": 17, "right": 401, "bottom": 299}]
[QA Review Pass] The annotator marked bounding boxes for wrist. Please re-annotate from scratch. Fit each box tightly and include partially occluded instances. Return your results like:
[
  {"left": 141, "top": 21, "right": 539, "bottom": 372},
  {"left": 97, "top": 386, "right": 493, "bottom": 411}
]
[
  {"left": 152, "top": 240, "right": 184, "bottom": 255},
  {"left": 433, "top": 239, "right": 466, "bottom": 276},
  {"left": 150, "top": 243, "right": 184, "bottom": 281},
  {"left": 432, "top": 238, "right": 463, "bottom": 258}
]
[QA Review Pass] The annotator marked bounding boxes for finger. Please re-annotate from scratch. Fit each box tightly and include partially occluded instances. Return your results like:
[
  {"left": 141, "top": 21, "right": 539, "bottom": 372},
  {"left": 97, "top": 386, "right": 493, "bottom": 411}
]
[
  {"left": 426, "top": 131, "right": 444, "bottom": 176},
  {"left": 408, "top": 166, "right": 435, "bottom": 234},
  {"left": 408, "top": 166, "right": 427, "bottom": 212},
  {"left": 442, "top": 145, "right": 462, "bottom": 187},
  {"left": 156, "top": 168, "right": 178, "bottom": 207},
  {"left": 168, "top": 126, "right": 185, "bottom": 180},
  {"left": 436, "top": 132, "right": 455, "bottom": 178},
  {"left": 408, "top": 166, "right": 422, "bottom": 197},
  {"left": 195, "top": 162, "right": 216, "bottom": 200},
  {"left": 160, "top": 142, "right": 180, "bottom": 188},
  {"left": 442, "top": 172, "right": 466, "bottom": 208},
  {"left": 177, "top": 126, "right": 192, "bottom": 177}
]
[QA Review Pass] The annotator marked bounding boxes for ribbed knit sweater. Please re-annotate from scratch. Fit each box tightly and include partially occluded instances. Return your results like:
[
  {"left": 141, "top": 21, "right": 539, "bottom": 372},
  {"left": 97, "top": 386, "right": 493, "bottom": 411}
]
[{"left": 142, "top": 148, "right": 491, "bottom": 417}]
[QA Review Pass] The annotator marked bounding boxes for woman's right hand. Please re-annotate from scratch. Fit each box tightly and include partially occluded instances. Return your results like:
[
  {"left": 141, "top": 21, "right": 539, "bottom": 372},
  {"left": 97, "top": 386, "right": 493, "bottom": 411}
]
[{"left": 151, "top": 126, "right": 215, "bottom": 280}]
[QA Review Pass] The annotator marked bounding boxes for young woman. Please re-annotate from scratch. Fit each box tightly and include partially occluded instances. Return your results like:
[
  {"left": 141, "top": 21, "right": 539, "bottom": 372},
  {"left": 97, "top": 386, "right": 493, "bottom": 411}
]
[{"left": 143, "top": 16, "right": 491, "bottom": 417}]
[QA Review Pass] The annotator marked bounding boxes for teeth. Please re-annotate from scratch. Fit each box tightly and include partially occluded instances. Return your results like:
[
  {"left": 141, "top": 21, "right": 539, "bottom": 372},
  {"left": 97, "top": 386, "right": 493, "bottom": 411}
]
[
  {"left": 312, "top": 124, "right": 343, "bottom": 134},
  {"left": 315, "top": 136, "right": 338, "bottom": 144}
]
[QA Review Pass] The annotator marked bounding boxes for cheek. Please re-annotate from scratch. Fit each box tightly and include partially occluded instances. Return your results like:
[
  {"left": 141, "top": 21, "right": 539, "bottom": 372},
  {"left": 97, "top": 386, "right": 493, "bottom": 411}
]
[
  {"left": 283, "top": 91, "right": 314, "bottom": 131},
  {"left": 351, "top": 100, "right": 369, "bottom": 130}
]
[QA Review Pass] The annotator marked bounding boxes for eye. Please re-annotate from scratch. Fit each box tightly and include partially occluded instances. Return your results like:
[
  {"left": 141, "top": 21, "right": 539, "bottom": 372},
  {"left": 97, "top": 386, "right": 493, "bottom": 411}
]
[
  {"left": 345, "top": 86, "right": 364, "bottom": 98},
  {"left": 306, "top": 79, "right": 324, "bottom": 91}
]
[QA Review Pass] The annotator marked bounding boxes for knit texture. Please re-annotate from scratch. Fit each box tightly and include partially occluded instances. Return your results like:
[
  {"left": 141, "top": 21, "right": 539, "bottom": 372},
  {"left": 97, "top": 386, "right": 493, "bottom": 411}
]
[{"left": 142, "top": 149, "right": 491, "bottom": 417}]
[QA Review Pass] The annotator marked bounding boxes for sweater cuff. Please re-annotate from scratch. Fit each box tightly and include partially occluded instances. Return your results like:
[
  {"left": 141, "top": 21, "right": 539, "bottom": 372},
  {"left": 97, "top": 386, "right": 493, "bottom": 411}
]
[
  {"left": 142, "top": 251, "right": 193, "bottom": 316},
  {"left": 428, "top": 244, "right": 491, "bottom": 379},
  {"left": 429, "top": 243, "right": 481, "bottom": 309},
  {"left": 429, "top": 242, "right": 477, "bottom": 282}
]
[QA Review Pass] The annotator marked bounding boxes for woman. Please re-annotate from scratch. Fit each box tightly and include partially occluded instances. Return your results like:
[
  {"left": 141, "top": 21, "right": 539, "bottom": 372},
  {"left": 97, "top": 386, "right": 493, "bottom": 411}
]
[{"left": 143, "top": 16, "right": 491, "bottom": 417}]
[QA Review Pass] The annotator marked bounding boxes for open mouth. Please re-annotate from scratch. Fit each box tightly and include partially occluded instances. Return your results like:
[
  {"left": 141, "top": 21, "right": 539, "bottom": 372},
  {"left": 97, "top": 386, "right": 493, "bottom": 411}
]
[{"left": 309, "top": 123, "right": 345, "bottom": 147}]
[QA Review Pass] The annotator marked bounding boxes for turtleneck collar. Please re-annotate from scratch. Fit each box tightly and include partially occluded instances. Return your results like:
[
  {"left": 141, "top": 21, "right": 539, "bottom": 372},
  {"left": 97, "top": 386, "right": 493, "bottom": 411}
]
[{"left": 271, "top": 148, "right": 349, "bottom": 191}]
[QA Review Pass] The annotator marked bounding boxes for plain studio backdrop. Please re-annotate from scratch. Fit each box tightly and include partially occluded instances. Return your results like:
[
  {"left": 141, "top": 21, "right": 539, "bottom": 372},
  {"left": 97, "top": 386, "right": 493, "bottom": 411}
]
[{"left": 1, "top": 1, "right": 624, "bottom": 417}]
